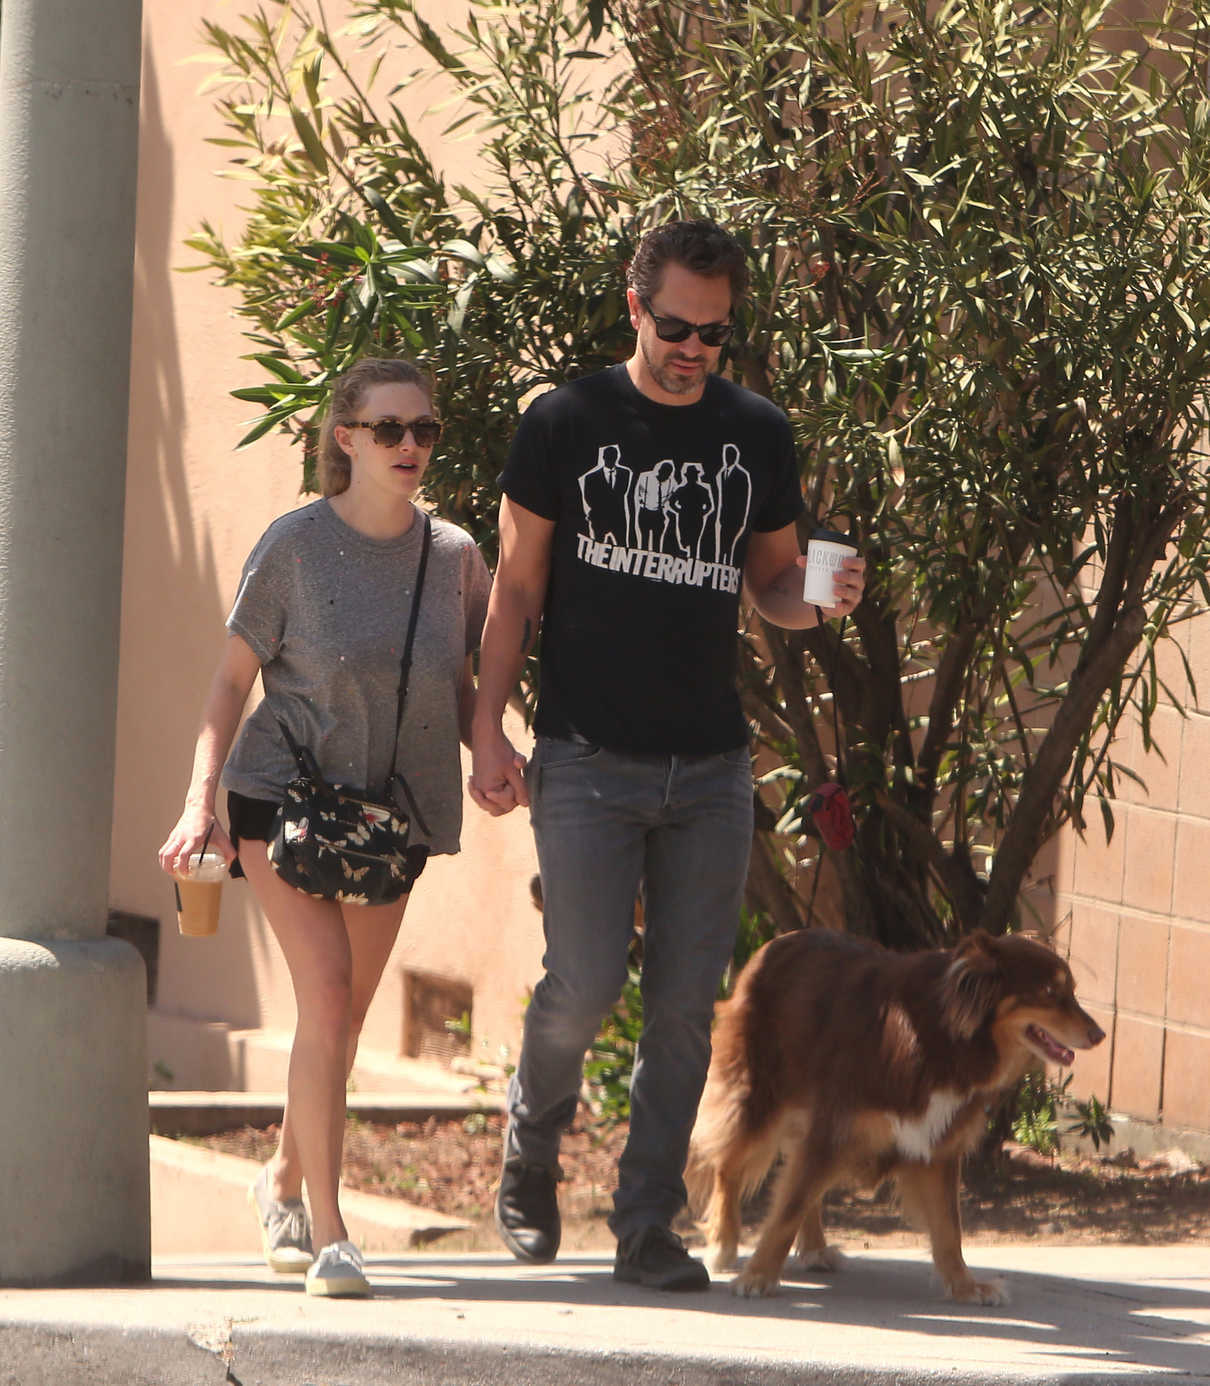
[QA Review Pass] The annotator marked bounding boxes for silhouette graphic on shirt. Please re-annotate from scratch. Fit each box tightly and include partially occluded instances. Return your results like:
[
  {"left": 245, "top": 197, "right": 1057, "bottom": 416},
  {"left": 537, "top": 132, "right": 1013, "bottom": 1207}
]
[
  {"left": 713, "top": 443, "right": 752, "bottom": 566},
  {"left": 666, "top": 462, "right": 715, "bottom": 560},
  {"left": 578, "top": 444, "right": 633, "bottom": 547},
  {"left": 632, "top": 459, "right": 676, "bottom": 549},
  {"left": 575, "top": 444, "right": 751, "bottom": 589}
]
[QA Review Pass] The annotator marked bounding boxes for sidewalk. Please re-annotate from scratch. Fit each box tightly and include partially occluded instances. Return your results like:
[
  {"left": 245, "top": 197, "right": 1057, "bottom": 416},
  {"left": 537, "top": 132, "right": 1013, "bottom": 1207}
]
[{"left": 2, "top": 1242, "right": 1208, "bottom": 1385}]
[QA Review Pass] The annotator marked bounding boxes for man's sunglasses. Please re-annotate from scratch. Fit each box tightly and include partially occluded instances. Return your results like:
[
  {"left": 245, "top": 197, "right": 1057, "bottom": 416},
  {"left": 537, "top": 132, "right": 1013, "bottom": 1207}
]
[
  {"left": 348, "top": 416, "right": 443, "bottom": 448},
  {"left": 640, "top": 296, "right": 734, "bottom": 348}
]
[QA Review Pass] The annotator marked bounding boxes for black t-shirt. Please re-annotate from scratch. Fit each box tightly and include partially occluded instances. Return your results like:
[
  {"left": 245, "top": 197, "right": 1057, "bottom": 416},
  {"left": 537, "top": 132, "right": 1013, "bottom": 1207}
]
[{"left": 500, "top": 364, "right": 805, "bottom": 754}]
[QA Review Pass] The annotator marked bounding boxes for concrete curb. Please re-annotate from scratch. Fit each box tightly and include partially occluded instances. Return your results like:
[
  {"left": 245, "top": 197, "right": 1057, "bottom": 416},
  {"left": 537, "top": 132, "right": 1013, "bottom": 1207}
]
[
  {"left": 149, "top": 1136, "right": 468, "bottom": 1257},
  {"left": 148, "top": 1089, "right": 505, "bottom": 1137},
  {"left": 0, "top": 1322, "right": 1023, "bottom": 1386},
  {"left": 2, "top": 1246, "right": 1208, "bottom": 1386}
]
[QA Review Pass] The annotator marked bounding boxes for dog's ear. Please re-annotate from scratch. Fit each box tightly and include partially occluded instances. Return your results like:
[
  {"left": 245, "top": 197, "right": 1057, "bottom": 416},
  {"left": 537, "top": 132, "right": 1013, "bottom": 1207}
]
[{"left": 941, "top": 931, "right": 1004, "bottom": 1040}]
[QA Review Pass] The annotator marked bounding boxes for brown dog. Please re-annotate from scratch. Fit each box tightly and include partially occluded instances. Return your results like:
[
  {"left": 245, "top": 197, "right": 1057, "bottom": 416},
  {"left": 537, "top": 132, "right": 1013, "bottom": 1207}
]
[{"left": 688, "top": 928, "right": 1105, "bottom": 1303}]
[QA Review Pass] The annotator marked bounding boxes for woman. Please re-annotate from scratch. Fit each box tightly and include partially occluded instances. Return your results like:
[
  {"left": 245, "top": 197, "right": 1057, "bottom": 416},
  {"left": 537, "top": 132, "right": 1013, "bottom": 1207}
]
[{"left": 159, "top": 358, "right": 491, "bottom": 1298}]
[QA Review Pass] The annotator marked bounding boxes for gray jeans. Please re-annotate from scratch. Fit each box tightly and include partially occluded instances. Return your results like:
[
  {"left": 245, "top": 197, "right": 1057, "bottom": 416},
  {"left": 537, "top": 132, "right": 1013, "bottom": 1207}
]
[{"left": 506, "top": 735, "right": 754, "bottom": 1239}]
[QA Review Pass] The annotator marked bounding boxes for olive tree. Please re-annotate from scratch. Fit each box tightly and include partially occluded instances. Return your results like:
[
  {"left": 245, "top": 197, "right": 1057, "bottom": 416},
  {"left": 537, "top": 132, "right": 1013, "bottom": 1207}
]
[{"left": 192, "top": 0, "right": 1210, "bottom": 950}]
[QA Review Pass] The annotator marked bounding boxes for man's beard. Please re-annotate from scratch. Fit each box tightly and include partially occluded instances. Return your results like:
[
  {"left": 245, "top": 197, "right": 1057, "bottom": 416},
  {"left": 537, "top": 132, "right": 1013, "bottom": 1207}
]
[{"left": 641, "top": 338, "right": 708, "bottom": 395}]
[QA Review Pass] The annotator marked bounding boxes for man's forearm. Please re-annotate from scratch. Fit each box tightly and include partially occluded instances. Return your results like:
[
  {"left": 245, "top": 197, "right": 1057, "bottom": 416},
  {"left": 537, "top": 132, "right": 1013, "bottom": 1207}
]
[
  {"left": 472, "top": 586, "right": 541, "bottom": 734},
  {"left": 749, "top": 561, "right": 824, "bottom": 631}
]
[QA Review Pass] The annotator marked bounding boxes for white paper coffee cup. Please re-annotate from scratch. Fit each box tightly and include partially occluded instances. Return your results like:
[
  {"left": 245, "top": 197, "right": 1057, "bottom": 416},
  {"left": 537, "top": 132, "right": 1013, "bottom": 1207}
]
[{"left": 803, "top": 528, "right": 858, "bottom": 607}]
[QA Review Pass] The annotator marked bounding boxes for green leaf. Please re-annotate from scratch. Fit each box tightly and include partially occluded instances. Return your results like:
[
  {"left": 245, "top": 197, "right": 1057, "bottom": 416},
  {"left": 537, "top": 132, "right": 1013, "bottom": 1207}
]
[
  {"left": 290, "top": 106, "right": 329, "bottom": 175},
  {"left": 301, "top": 56, "right": 322, "bottom": 112},
  {"left": 249, "top": 353, "right": 306, "bottom": 384},
  {"left": 273, "top": 298, "right": 321, "bottom": 331},
  {"left": 362, "top": 187, "right": 411, "bottom": 244},
  {"left": 441, "top": 237, "right": 487, "bottom": 268},
  {"left": 235, "top": 406, "right": 298, "bottom": 450}
]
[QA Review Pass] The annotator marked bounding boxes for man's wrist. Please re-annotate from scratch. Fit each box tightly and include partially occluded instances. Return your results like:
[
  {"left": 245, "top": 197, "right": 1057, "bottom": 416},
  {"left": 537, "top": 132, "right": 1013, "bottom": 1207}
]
[{"left": 471, "top": 709, "right": 506, "bottom": 742}]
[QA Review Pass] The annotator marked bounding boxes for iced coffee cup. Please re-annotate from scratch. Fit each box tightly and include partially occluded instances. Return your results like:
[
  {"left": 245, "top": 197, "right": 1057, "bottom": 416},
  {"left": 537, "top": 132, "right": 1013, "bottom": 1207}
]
[
  {"left": 173, "top": 851, "right": 228, "bottom": 938},
  {"left": 803, "top": 527, "right": 858, "bottom": 607}
]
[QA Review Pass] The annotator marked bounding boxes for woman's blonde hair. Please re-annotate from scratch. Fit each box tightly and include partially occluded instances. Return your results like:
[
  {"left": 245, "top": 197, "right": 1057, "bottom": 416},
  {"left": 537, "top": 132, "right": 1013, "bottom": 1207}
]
[{"left": 317, "top": 357, "right": 433, "bottom": 497}]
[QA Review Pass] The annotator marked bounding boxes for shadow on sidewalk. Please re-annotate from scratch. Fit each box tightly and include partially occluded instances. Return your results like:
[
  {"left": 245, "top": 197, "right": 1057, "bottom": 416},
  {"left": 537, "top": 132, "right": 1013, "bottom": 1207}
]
[{"left": 153, "top": 1247, "right": 1210, "bottom": 1381}]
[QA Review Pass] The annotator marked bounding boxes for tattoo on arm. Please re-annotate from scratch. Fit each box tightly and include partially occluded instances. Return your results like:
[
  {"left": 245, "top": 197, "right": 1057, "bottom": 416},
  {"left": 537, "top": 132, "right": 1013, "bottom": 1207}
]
[{"left": 771, "top": 570, "right": 799, "bottom": 601}]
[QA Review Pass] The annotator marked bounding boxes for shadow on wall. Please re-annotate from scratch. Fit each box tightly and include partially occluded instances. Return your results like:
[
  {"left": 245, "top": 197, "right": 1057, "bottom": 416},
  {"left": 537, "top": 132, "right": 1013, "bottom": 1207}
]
[{"left": 109, "top": 41, "right": 263, "bottom": 1055}]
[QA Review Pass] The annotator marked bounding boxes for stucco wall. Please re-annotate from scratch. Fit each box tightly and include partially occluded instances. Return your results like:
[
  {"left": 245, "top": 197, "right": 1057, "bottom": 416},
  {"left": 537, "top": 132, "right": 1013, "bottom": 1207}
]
[{"left": 111, "top": 0, "right": 542, "bottom": 1088}]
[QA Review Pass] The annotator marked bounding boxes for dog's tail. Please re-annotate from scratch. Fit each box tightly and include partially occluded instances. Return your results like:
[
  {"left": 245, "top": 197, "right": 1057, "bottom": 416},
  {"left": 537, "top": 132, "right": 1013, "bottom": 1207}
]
[
  {"left": 683, "top": 1140, "right": 713, "bottom": 1214},
  {"left": 686, "top": 1027, "right": 775, "bottom": 1215},
  {"left": 685, "top": 1087, "right": 739, "bottom": 1213}
]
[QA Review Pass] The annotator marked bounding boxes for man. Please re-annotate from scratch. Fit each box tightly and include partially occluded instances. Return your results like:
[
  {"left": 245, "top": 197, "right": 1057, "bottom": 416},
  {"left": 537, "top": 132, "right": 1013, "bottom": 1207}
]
[
  {"left": 469, "top": 219, "right": 865, "bottom": 1292},
  {"left": 665, "top": 460, "right": 714, "bottom": 561},
  {"left": 631, "top": 458, "right": 676, "bottom": 549},
  {"left": 713, "top": 442, "right": 752, "bottom": 565},
  {"left": 578, "top": 442, "right": 632, "bottom": 547}
]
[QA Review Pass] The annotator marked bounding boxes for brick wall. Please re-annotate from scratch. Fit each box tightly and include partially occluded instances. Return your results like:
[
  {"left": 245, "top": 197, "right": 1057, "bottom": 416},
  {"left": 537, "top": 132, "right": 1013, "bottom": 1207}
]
[{"left": 1056, "top": 614, "right": 1210, "bottom": 1139}]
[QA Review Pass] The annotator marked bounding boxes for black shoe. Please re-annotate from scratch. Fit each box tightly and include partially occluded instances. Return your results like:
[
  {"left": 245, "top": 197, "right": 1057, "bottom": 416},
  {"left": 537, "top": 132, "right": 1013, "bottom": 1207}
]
[
  {"left": 613, "top": 1224, "right": 710, "bottom": 1291},
  {"left": 495, "top": 1159, "right": 561, "bottom": 1263}
]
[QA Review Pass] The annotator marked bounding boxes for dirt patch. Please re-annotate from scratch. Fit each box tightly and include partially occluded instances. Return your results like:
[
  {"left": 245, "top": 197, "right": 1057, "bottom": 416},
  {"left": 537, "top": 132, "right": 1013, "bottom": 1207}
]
[{"left": 193, "top": 1114, "right": 1210, "bottom": 1252}]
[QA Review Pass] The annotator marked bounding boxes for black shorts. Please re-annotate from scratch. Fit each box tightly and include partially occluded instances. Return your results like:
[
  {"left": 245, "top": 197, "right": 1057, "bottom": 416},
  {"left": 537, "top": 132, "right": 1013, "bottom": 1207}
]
[{"left": 226, "top": 790, "right": 430, "bottom": 889}]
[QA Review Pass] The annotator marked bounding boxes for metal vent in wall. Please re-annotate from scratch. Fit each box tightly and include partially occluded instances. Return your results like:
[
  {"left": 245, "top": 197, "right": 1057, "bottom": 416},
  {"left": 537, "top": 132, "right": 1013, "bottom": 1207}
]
[{"left": 402, "top": 969, "right": 473, "bottom": 1064}]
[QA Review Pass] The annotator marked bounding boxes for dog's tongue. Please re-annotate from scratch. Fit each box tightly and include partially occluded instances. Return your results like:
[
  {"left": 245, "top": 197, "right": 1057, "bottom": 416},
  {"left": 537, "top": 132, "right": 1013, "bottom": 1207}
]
[{"left": 1028, "top": 1023, "right": 1075, "bottom": 1066}]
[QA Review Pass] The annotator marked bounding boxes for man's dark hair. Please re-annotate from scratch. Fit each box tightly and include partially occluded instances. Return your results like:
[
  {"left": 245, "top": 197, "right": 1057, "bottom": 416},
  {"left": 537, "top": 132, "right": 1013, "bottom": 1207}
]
[{"left": 626, "top": 219, "right": 749, "bottom": 305}]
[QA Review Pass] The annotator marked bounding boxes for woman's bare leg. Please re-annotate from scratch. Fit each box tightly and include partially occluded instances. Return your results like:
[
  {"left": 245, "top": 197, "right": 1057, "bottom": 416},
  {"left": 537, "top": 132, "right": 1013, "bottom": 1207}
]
[
  {"left": 241, "top": 844, "right": 408, "bottom": 1244},
  {"left": 341, "top": 890, "right": 411, "bottom": 1072},
  {"left": 271, "top": 891, "right": 411, "bottom": 1201}
]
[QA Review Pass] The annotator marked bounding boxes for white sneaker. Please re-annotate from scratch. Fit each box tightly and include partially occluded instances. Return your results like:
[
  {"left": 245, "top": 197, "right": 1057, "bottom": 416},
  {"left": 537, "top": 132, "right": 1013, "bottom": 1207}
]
[
  {"left": 248, "top": 1167, "right": 313, "bottom": 1274},
  {"left": 305, "top": 1240, "right": 371, "bottom": 1298}
]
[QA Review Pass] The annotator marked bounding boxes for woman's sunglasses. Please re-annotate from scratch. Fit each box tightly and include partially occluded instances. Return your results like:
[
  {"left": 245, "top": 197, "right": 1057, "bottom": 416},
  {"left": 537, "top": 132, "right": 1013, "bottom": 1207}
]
[
  {"left": 348, "top": 416, "right": 443, "bottom": 448},
  {"left": 640, "top": 296, "right": 734, "bottom": 348}
]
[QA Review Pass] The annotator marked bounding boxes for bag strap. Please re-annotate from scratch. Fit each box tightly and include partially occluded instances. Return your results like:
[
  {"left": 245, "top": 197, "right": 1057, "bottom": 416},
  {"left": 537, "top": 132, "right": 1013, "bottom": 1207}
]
[
  {"left": 276, "top": 510, "right": 433, "bottom": 794},
  {"left": 387, "top": 510, "right": 432, "bottom": 781},
  {"left": 276, "top": 716, "right": 324, "bottom": 783},
  {"left": 388, "top": 770, "right": 432, "bottom": 838}
]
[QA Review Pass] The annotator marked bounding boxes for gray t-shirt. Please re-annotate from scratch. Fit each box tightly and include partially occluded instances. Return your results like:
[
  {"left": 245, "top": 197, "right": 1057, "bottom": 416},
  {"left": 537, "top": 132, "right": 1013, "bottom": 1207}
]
[{"left": 222, "top": 499, "right": 491, "bottom": 856}]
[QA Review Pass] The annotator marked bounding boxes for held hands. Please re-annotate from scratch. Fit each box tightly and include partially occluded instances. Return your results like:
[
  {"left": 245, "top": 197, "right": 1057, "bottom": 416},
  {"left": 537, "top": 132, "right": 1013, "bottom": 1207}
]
[
  {"left": 469, "top": 728, "right": 529, "bottom": 817},
  {"left": 797, "top": 552, "right": 866, "bottom": 620},
  {"left": 158, "top": 804, "right": 236, "bottom": 879}
]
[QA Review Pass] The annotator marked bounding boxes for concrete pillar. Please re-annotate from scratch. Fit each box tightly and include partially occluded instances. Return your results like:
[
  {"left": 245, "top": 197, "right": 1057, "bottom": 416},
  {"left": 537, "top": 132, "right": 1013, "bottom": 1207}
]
[{"left": 0, "top": 0, "right": 149, "bottom": 1284}]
